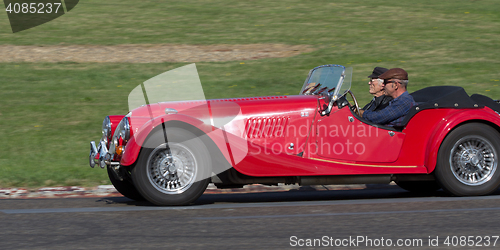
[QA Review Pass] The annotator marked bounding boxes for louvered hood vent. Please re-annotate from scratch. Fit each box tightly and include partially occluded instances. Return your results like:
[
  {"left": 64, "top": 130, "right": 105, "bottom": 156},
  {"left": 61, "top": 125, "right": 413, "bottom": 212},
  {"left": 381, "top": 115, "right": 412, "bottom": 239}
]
[{"left": 245, "top": 117, "right": 289, "bottom": 138}]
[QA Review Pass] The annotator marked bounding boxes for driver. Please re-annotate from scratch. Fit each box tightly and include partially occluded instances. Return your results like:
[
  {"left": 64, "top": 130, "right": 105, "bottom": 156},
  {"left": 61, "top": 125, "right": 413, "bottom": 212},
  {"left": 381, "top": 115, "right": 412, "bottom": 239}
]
[
  {"left": 361, "top": 68, "right": 417, "bottom": 127},
  {"left": 362, "top": 67, "right": 392, "bottom": 111}
]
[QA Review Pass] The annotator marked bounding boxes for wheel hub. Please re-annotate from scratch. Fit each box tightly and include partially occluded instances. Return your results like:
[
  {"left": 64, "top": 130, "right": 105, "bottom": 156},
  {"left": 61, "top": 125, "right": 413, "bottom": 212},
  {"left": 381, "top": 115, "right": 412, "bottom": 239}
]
[
  {"left": 458, "top": 150, "right": 483, "bottom": 173},
  {"left": 470, "top": 153, "right": 481, "bottom": 166},
  {"left": 159, "top": 156, "right": 182, "bottom": 181}
]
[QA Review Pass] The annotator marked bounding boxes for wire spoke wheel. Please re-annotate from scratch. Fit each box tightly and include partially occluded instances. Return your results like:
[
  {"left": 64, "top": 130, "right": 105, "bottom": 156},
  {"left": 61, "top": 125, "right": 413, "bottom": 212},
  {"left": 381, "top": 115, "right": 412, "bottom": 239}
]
[
  {"left": 132, "top": 128, "right": 210, "bottom": 206},
  {"left": 450, "top": 136, "right": 497, "bottom": 186},
  {"left": 147, "top": 144, "right": 198, "bottom": 194}
]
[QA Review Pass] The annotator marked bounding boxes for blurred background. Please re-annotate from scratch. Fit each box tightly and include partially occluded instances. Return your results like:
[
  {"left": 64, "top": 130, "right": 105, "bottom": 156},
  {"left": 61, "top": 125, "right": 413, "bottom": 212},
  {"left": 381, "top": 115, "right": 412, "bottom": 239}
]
[{"left": 0, "top": 0, "right": 499, "bottom": 187}]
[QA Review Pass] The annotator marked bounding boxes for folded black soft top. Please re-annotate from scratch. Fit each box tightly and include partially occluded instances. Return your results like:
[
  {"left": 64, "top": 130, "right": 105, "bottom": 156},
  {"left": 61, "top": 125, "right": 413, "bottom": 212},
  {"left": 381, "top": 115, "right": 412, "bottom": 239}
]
[{"left": 398, "top": 86, "right": 499, "bottom": 129}]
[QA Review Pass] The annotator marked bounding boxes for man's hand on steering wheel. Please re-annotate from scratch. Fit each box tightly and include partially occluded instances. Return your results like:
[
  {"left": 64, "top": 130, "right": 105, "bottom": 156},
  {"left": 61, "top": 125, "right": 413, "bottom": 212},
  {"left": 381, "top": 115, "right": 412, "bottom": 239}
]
[{"left": 351, "top": 105, "right": 358, "bottom": 114}]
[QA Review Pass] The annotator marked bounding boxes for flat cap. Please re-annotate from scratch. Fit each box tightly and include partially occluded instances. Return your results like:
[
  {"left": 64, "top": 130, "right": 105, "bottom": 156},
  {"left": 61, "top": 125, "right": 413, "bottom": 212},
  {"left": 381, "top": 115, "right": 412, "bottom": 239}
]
[
  {"left": 367, "top": 67, "right": 389, "bottom": 78},
  {"left": 378, "top": 68, "right": 408, "bottom": 80}
]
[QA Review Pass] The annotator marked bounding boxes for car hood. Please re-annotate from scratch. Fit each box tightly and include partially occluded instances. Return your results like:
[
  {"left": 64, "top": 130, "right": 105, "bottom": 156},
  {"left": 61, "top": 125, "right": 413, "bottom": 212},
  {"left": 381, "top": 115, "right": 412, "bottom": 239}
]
[
  {"left": 131, "top": 95, "right": 318, "bottom": 120},
  {"left": 128, "top": 95, "right": 319, "bottom": 132}
]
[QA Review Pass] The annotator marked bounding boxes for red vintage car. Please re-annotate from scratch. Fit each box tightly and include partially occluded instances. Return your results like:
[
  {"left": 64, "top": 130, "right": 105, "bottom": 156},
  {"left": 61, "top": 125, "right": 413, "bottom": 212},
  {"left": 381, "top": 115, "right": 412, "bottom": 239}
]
[{"left": 89, "top": 64, "right": 500, "bottom": 205}]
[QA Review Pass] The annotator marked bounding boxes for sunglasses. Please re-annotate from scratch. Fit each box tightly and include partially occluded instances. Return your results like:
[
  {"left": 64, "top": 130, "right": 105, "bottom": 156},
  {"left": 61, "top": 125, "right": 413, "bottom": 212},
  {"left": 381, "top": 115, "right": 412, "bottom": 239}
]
[{"left": 384, "top": 80, "right": 399, "bottom": 85}]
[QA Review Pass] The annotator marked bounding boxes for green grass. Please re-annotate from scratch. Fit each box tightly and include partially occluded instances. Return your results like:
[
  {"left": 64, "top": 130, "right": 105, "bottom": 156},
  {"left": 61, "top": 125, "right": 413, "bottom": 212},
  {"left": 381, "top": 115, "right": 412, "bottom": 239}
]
[{"left": 0, "top": 0, "right": 499, "bottom": 187}]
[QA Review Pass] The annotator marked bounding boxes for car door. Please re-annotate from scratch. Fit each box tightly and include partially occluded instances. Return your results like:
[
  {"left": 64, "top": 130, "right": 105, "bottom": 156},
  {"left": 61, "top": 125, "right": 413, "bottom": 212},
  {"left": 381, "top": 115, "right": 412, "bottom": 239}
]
[{"left": 313, "top": 107, "right": 406, "bottom": 163}]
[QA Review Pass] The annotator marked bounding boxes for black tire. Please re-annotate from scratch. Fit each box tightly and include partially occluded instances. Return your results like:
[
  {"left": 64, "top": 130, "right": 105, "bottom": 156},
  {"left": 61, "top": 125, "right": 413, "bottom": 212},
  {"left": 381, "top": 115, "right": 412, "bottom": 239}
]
[
  {"left": 435, "top": 123, "right": 500, "bottom": 196},
  {"left": 395, "top": 180, "right": 441, "bottom": 193},
  {"left": 132, "top": 128, "right": 211, "bottom": 206},
  {"left": 107, "top": 167, "right": 145, "bottom": 201}
]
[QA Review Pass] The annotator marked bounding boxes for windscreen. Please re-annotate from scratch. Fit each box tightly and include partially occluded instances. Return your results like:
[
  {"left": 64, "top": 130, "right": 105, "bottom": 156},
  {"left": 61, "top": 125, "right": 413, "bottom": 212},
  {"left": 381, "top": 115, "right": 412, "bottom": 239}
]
[{"left": 300, "top": 65, "right": 347, "bottom": 97}]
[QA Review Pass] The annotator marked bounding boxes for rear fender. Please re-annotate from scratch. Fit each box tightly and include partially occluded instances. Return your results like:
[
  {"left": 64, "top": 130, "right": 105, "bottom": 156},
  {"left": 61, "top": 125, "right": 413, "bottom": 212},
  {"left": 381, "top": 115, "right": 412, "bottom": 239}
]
[{"left": 424, "top": 108, "right": 500, "bottom": 173}]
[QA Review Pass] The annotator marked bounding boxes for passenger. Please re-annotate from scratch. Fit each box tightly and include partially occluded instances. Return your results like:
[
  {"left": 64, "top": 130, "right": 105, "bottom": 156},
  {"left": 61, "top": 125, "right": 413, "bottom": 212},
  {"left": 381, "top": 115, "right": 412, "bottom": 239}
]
[
  {"left": 362, "top": 67, "right": 392, "bottom": 111},
  {"left": 361, "top": 68, "right": 417, "bottom": 127}
]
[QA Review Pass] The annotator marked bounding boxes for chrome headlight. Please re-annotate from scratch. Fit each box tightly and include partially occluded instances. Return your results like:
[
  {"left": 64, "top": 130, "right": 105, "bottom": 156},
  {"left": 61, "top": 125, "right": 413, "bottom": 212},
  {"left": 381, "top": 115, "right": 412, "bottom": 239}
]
[
  {"left": 113, "top": 116, "right": 131, "bottom": 143},
  {"left": 109, "top": 116, "right": 131, "bottom": 157},
  {"left": 119, "top": 117, "right": 130, "bottom": 142},
  {"left": 101, "top": 116, "right": 112, "bottom": 144}
]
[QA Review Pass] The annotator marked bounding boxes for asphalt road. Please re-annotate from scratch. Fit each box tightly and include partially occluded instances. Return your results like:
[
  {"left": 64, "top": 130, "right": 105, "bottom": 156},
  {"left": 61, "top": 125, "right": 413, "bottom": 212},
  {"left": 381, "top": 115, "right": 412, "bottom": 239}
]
[{"left": 1, "top": 186, "right": 500, "bottom": 250}]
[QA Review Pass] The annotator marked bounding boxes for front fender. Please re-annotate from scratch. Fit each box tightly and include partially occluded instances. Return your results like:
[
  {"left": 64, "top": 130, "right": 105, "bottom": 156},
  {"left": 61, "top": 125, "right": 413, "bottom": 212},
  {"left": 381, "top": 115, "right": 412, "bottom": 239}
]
[
  {"left": 120, "top": 112, "right": 249, "bottom": 171},
  {"left": 120, "top": 114, "right": 211, "bottom": 166},
  {"left": 424, "top": 107, "right": 500, "bottom": 173}
]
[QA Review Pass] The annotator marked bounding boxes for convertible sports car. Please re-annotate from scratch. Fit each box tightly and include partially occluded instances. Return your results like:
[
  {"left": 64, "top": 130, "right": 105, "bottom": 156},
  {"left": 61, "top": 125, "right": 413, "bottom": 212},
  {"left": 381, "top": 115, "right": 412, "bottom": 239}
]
[{"left": 89, "top": 64, "right": 500, "bottom": 206}]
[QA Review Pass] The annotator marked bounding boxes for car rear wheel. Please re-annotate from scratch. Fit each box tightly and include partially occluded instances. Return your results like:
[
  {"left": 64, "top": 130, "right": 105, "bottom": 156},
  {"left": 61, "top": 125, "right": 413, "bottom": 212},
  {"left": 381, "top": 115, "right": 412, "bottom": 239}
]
[
  {"left": 132, "top": 128, "right": 211, "bottom": 206},
  {"left": 435, "top": 123, "right": 500, "bottom": 196},
  {"left": 107, "top": 166, "right": 145, "bottom": 201},
  {"left": 395, "top": 180, "right": 441, "bottom": 193}
]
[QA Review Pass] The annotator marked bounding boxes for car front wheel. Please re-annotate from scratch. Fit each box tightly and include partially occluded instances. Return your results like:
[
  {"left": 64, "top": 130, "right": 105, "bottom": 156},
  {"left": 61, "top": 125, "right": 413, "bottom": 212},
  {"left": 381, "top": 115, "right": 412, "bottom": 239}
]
[
  {"left": 435, "top": 123, "right": 500, "bottom": 196},
  {"left": 132, "top": 128, "right": 211, "bottom": 206}
]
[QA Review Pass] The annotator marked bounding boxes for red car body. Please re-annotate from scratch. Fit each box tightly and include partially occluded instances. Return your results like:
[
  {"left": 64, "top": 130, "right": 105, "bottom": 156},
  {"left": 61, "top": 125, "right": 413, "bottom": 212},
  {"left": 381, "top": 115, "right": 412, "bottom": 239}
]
[
  {"left": 119, "top": 97, "right": 498, "bottom": 176},
  {"left": 89, "top": 64, "right": 500, "bottom": 205}
]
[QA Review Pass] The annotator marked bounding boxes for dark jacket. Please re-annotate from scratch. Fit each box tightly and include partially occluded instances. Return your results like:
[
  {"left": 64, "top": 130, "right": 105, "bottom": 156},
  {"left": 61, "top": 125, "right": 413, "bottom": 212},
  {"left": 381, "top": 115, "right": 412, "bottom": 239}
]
[{"left": 362, "top": 95, "right": 393, "bottom": 111}]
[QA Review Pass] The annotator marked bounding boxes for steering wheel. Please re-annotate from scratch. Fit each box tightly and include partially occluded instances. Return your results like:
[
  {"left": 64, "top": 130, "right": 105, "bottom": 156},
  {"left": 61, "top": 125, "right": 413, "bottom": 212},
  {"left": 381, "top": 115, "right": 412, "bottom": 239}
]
[
  {"left": 346, "top": 90, "right": 361, "bottom": 116},
  {"left": 302, "top": 83, "right": 320, "bottom": 95}
]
